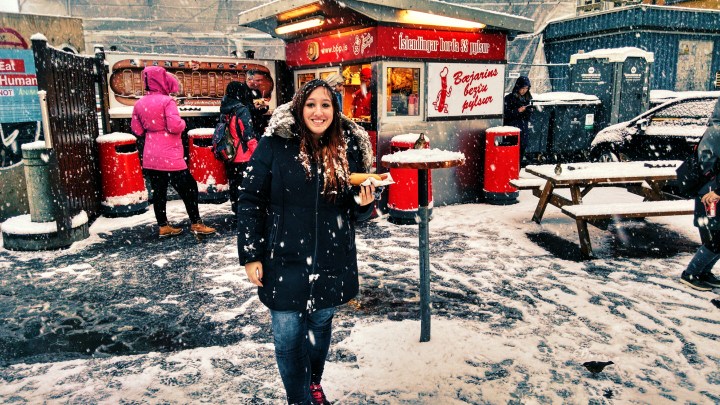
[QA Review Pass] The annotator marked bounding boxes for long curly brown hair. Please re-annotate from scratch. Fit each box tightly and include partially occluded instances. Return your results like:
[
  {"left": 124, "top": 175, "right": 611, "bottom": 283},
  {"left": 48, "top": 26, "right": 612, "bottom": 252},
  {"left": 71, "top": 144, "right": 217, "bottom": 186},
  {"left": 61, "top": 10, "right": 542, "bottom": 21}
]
[{"left": 291, "top": 79, "right": 349, "bottom": 201}]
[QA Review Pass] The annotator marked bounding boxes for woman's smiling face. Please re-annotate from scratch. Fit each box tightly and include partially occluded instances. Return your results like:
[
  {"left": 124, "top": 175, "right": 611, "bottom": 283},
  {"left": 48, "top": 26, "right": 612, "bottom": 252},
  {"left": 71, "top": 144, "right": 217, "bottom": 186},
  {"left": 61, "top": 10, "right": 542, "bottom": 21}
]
[{"left": 303, "top": 87, "right": 334, "bottom": 138}]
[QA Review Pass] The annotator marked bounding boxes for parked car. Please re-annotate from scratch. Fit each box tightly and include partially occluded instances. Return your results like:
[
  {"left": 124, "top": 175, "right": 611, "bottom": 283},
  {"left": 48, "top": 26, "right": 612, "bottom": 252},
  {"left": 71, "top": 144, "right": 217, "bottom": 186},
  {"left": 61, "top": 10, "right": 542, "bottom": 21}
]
[{"left": 589, "top": 92, "right": 720, "bottom": 162}]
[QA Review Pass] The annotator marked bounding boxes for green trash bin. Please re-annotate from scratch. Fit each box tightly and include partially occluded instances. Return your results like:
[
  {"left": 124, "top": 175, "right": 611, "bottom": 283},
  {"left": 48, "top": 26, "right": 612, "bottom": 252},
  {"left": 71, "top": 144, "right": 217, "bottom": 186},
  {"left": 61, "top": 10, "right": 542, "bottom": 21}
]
[
  {"left": 533, "top": 92, "right": 601, "bottom": 162},
  {"left": 525, "top": 100, "right": 552, "bottom": 157}
]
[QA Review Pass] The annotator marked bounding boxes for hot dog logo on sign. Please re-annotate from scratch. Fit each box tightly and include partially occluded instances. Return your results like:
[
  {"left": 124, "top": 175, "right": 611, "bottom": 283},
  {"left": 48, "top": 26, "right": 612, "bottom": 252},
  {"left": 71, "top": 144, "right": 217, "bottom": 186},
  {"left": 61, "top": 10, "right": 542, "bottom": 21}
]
[
  {"left": 427, "top": 62, "right": 505, "bottom": 119},
  {"left": 306, "top": 42, "right": 319, "bottom": 61},
  {"left": 107, "top": 56, "right": 274, "bottom": 107},
  {"left": 353, "top": 32, "right": 374, "bottom": 56}
]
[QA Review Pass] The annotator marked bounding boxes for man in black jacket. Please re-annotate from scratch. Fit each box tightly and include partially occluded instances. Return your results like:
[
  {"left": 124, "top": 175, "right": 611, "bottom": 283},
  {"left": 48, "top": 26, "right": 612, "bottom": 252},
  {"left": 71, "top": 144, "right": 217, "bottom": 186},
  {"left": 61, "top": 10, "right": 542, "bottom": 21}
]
[{"left": 681, "top": 96, "right": 720, "bottom": 291}]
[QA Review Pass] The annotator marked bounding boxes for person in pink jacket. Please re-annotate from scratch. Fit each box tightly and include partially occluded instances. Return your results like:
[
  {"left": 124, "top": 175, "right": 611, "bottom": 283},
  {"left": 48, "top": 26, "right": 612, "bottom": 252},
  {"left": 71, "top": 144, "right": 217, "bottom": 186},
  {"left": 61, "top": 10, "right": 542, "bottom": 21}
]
[{"left": 131, "top": 66, "right": 215, "bottom": 238}]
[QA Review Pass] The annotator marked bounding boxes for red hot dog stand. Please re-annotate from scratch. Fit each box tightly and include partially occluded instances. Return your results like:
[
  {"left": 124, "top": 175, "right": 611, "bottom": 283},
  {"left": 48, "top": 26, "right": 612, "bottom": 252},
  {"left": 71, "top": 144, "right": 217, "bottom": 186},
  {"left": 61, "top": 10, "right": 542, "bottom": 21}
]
[{"left": 238, "top": 0, "right": 533, "bottom": 204}]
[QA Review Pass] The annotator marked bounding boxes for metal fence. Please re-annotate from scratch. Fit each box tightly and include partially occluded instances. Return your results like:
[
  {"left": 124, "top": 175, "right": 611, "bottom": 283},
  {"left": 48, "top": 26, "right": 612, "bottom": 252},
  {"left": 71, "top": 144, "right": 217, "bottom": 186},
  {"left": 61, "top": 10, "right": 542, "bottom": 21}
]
[{"left": 31, "top": 37, "right": 103, "bottom": 234}]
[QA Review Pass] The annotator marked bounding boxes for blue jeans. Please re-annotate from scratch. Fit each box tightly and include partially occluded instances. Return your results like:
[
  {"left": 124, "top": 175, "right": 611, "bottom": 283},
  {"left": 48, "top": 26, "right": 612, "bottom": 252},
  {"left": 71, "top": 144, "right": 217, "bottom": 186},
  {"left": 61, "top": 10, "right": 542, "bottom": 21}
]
[{"left": 270, "top": 307, "right": 335, "bottom": 404}]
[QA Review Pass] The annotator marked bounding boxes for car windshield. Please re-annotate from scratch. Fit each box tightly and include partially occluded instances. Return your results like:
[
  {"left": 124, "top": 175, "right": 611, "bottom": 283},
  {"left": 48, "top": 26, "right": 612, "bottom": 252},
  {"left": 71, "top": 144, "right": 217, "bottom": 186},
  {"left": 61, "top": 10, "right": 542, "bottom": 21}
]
[
  {"left": 653, "top": 99, "right": 715, "bottom": 119},
  {"left": 641, "top": 99, "right": 715, "bottom": 137}
]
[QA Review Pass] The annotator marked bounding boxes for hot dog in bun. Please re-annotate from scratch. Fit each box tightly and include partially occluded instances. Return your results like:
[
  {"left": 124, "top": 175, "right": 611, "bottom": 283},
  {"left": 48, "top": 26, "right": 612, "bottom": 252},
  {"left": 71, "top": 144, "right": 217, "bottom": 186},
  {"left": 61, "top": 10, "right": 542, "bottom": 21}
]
[{"left": 349, "top": 173, "right": 383, "bottom": 186}]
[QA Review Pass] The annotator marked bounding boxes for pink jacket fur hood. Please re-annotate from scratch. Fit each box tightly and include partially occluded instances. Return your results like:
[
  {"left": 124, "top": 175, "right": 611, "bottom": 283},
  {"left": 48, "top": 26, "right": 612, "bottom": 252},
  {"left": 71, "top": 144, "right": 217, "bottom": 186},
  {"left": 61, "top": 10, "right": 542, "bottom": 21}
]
[{"left": 131, "top": 66, "right": 187, "bottom": 171}]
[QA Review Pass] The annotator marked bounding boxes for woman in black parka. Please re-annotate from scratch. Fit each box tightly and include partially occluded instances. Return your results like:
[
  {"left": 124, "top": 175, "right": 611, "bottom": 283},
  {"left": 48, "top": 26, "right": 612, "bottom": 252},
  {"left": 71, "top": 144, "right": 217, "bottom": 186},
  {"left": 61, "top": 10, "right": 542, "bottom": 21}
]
[
  {"left": 503, "top": 76, "right": 533, "bottom": 158},
  {"left": 681, "top": 96, "right": 720, "bottom": 291},
  {"left": 237, "top": 79, "right": 375, "bottom": 405}
]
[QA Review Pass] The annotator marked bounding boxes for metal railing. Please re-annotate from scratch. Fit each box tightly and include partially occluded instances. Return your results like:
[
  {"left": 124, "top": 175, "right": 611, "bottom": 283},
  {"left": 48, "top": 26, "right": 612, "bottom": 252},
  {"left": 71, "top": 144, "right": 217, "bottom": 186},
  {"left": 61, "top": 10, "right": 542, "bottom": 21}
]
[{"left": 32, "top": 37, "right": 103, "bottom": 231}]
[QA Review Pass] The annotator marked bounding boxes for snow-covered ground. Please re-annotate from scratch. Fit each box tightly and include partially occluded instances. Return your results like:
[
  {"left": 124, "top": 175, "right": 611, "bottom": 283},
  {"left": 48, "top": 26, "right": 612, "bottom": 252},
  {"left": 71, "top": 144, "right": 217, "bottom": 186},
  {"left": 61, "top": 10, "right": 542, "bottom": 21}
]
[{"left": 0, "top": 187, "right": 719, "bottom": 404}]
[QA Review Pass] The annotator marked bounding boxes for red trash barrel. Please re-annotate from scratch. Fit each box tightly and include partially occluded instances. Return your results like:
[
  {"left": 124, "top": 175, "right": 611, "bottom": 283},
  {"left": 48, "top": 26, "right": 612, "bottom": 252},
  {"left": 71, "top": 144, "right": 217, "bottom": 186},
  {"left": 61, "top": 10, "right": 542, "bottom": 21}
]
[
  {"left": 387, "top": 133, "right": 433, "bottom": 224},
  {"left": 96, "top": 132, "right": 148, "bottom": 216},
  {"left": 188, "top": 128, "right": 229, "bottom": 203},
  {"left": 483, "top": 126, "right": 520, "bottom": 205}
]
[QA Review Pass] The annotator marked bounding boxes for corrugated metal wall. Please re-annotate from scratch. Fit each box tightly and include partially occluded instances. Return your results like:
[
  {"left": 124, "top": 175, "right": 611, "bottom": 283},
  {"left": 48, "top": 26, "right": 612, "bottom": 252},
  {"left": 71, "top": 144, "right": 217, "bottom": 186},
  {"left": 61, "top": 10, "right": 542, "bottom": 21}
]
[{"left": 543, "top": 5, "right": 720, "bottom": 91}]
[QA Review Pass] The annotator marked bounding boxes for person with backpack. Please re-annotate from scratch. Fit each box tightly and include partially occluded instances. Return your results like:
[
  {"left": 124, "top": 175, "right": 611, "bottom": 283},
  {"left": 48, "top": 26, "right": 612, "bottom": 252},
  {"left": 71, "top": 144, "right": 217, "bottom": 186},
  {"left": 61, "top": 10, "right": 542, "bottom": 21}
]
[
  {"left": 218, "top": 81, "right": 257, "bottom": 214},
  {"left": 237, "top": 79, "right": 376, "bottom": 405},
  {"left": 131, "top": 66, "right": 216, "bottom": 238}
]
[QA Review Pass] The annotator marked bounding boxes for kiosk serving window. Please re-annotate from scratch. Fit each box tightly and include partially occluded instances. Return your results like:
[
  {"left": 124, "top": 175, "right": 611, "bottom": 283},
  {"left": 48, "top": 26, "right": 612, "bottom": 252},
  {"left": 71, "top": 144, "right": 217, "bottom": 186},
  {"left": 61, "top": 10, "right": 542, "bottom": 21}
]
[
  {"left": 382, "top": 62, "right": 423, "bottom": 119},
  {"left": 294, "top": 68, "right": 339, "bottom": 91}
]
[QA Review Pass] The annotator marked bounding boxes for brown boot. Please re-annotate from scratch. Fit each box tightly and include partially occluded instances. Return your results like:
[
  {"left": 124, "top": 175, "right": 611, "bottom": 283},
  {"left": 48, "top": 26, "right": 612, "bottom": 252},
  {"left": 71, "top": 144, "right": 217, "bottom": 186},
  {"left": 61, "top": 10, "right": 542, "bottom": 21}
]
[
  {"left": 190, "top": 222, "right": 216, "bottom": 235},
  {"left": 159, "top": 224, "right": 183, "bottom": 238}
]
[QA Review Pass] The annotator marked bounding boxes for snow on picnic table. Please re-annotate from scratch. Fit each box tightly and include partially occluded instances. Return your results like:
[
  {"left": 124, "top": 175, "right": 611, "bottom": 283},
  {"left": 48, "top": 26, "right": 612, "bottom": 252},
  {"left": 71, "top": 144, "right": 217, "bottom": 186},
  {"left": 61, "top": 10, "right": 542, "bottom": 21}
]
[{"left": 526, "top": 160, "right": 682, "bottom": 180}]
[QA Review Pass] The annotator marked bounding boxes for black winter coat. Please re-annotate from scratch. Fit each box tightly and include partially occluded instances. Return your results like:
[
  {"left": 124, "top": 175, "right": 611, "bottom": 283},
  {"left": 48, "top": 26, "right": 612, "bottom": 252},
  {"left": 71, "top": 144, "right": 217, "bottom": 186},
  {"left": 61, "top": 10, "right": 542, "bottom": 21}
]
[
  {"left": 693, "top": 97, "right": 720, "bottom": 229},
  {"left": 503, "top": 92, "right": 532, "bottom": 135},
  {"left": 237, "top": 103, "right": 374, "bottom": 311},
  {"left": 219, "top": 96, "right": 256, "bottom": 145}
]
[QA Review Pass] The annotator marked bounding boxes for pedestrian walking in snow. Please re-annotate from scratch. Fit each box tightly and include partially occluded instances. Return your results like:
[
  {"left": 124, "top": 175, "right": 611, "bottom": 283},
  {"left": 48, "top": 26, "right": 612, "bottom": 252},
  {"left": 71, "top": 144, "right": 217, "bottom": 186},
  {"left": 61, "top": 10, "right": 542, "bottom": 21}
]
[
  {"left": 680, "top": 96, "right": 720, "bottom": 291},
  {"left": 503, "top": 76, "right": 533, "bottom": 161},
  {"left": 131, "top": 66, "right": 215, "bottom": 238},
  {"left": 218, "top": 81, "right": 258, "bottom": 214},
  {"left": 236, "top": 79, "right": 376, "bottom": 404}
]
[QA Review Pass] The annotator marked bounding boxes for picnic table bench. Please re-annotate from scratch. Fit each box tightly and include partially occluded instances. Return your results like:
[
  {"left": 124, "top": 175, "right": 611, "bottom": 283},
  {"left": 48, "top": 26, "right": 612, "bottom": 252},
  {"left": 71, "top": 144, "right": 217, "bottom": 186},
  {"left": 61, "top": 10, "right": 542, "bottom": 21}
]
[{"left": 522, "top": 161, "right": 693, "bottom": 258}]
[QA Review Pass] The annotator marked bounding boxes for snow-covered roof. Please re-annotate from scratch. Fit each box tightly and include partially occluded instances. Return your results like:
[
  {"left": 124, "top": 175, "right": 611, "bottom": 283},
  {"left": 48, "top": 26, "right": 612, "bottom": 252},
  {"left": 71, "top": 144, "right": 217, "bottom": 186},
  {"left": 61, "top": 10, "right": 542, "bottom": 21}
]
[
  {"left": 238, "top": 0, "right": 534, "bottom": 41},
  {"left": 569, "top": 47, "right": 654, "bottom": 64}
]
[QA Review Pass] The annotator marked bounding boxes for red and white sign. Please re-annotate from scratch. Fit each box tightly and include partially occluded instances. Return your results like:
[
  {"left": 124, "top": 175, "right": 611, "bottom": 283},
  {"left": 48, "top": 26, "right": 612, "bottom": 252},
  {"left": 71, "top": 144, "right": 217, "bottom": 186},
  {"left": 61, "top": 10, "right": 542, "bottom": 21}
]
[
  {"left": 376, "top": 27, "right": 505, "bottom": 61},
  {"left": 286, "top": 26, "right": 506, "bottom": 67},
  {"left": 286, "top": 27, "right": 376, "bottom": 67},
  {"left": 427, "top": 63, "right": 505, "bottom": 118},
  {"left": 0, "top": 59, "right": 25, "bottom": 72},
  {"left": 0, "top": 73, "right": 37, "bottom": 86}
]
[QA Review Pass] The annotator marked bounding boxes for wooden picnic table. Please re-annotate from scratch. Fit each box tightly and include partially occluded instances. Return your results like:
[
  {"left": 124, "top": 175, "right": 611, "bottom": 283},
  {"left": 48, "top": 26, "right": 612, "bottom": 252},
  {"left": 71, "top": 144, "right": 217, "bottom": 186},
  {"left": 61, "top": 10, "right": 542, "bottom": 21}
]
[{"left": 523, "top": 161, "right": 693, "bottom": 258}]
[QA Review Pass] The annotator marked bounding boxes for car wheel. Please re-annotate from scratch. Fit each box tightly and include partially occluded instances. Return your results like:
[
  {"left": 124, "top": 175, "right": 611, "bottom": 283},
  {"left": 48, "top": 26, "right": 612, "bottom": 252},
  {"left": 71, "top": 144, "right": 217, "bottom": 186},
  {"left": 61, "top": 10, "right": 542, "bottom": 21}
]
[{"left": 592, "top": 146, "right": 620, "bottom": 162}]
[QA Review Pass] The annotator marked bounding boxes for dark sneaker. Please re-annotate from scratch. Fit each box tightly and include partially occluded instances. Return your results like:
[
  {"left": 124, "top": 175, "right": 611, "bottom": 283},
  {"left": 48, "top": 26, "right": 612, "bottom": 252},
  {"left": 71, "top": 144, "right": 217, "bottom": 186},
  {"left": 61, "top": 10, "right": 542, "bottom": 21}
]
[
  {"left": 309, "top": 383, "right": 331, "bottom": 405},
  {"left": 680, "top": 272, "right": 713, "bottom": 291},
  {"left": 700, "top": 273, "right": 720, "bottom": 288}
]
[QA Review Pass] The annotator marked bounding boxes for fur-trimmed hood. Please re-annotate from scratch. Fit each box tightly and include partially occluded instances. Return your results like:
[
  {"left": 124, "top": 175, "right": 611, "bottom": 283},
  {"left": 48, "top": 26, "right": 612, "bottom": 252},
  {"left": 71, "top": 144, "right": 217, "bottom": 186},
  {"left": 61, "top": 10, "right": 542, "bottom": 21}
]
[{"left": 263, "top": 102, "right": 374, "bottom": 171}]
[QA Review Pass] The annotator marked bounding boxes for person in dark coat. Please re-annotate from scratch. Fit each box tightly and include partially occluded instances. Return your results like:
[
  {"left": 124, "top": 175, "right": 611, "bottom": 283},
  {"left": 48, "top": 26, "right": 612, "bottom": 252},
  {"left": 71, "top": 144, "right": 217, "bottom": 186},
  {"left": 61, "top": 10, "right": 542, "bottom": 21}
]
[
  {"left": 219, "top": 81, "right": 257, "bottom": 214},
  {"left": 503, "top": 76, "right": 533, "bottom": 159},
  {"left": 237, "top": 79, "right": 376, "bottom": 405},
  {"left": 681, "top": 96, "right": 720, "bottom": 291},
  {"left": 244, "top": 69, "right": 271, "bottom": 135}
]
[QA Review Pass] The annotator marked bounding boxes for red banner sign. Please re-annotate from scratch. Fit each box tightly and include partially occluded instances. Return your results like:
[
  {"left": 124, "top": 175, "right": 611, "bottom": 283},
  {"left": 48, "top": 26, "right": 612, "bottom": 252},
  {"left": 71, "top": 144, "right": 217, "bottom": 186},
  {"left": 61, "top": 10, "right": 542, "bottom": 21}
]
[
  {"left": 0, "top": 59, "right": 25, "bottom": 72},
  {"left": 286, "top": 27, "right": 377, "bottom": 67},
  {"left": 285, "top": 26, "right": 506, "bottom": 67},
  {"left": 0, "top": 74, "right": 37, "bottom": 86},
  {"left": 376, "top": 27, "right": 505, "bottom": 61}
]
